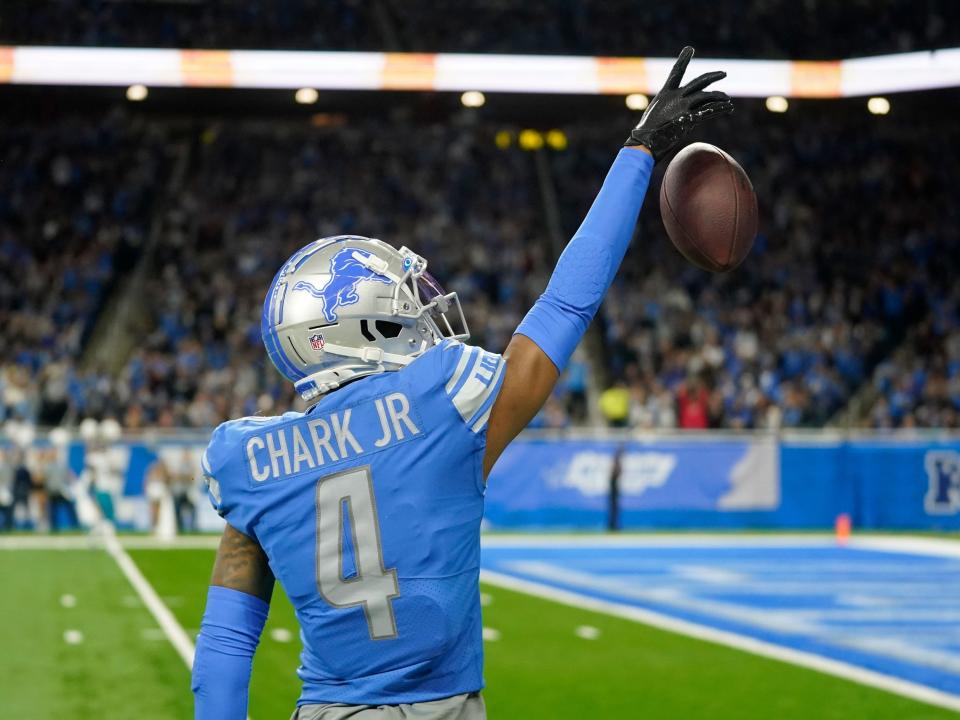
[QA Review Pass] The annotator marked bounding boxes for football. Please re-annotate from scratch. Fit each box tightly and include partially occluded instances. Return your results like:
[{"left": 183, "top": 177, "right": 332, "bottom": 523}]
[{"left": 659, "top": 142, "right": 758, "bottom": 273}]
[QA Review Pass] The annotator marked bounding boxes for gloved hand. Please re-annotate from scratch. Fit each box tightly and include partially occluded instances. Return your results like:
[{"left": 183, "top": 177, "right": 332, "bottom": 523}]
[{"left": 625, "top": 46, "right": 733, "bottom": 161}]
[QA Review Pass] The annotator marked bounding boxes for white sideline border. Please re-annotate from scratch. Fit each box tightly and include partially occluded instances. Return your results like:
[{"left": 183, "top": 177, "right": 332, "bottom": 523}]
[
  {"left": 0, "top": 535, "right": 221, "bottom": 550},
  {"left": 103, "top": 533, "right": 251, "bottom": 720},
  {"left": 481, "top": 533, "right": 840, "bottom": 547},
  {"left": 101, "top": 534, "right": 255, "bottom": 720},
  {"left": 0, "top": 536, "right": 206, "bottom": 710},
  {"left": 480, "top": 568, "right": 960, "bottom": 713},
  {"left": 849, "top": 536, "right": 960, "bottom": 559},
  {"left": 103, "top": 532, "right": 196, "bottom": 667}
]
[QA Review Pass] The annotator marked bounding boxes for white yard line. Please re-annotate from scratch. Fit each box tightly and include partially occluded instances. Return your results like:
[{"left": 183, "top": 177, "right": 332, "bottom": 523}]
[
  {"left": 480, "top": 568, "right": 960, "bottom": 713},
  {"left": 0, "top": 532, "right": 249, "bottom": 717},
  {"left": 103, "top": 532, "right": 196, "bottom": 667}
]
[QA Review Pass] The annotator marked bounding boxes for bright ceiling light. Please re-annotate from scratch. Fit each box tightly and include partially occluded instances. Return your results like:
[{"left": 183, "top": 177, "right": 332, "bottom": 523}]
[
  {"left": 625, "top": 93, "right": 649, "bottom": 111},
  {"left": 545, "top": 129, "right": 568, "bottom": 151},
  {"left": 126, "top": 84, "right": 148, "bottom": 102},
  {"left": 295, "top": 88, "right": 319, "bottom": 104},
  {"left": 867, "top": 96, "right": 890, "bottom": 115},
  {"left": 461, "top": 91, "right": 486, "bottom": 108},
  {"left": 518, "top": 129, "right": 544, "bottom": 151},
  {"left": 765, "top": 96, "right": 788, "bottom": 113}
]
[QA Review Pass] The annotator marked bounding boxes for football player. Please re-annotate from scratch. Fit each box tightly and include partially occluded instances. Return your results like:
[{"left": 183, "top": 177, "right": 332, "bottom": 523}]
[{"left": 192, "top": 47, "right": 731, "bottom": 720}]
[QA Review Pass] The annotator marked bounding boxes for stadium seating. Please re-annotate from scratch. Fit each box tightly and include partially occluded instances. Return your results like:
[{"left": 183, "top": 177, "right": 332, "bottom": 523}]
[
  {"left": 0, "top": 110, "right": 173, "bottom": 426},
  {"left": 2, "top": 0, "right": 958, "bottom": 59},
  {"left": 3, "top": 96, "right": 957, "bottom": 430},
  {"left": 554, "top": 104, "right": 959, "bottom": 428},
  {"left": 85, "top": 117, "right": 555, "bottom": 428}
]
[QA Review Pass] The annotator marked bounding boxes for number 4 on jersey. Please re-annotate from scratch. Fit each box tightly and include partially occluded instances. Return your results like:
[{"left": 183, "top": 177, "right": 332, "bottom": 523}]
[{"left": 315, "top": 466, "right": 400, "bottom": 640}]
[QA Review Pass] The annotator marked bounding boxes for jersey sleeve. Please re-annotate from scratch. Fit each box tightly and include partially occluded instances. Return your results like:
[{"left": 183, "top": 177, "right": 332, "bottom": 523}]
[
  {"left": 199, "top": 443, "right": 223, "bottom": 514},
  {"left": 200, "top": 419, "right": 258, "bottom": 538},
  {"left": 438, "top": 340, "right": 507, "bottom": 434}
]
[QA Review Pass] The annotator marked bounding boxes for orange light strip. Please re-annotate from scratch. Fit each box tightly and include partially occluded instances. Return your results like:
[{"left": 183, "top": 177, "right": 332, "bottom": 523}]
[{"left": 0, "top": 47, "right": 956, "bottom": 97}]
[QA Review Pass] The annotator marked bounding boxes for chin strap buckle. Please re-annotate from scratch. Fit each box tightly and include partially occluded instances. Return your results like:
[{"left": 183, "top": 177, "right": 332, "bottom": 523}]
[{"left": 360, "top": 347, "right": 384, "bottom": 364}]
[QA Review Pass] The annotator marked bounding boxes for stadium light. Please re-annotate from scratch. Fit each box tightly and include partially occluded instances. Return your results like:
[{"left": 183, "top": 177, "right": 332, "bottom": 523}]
[
  {"left": 295, "top": 88, "right": 319, "bottom": 104},
  {"left": 545, "top": 129, "right": 568, "bottom": 151},
  {"left": 518, "top": 129, "right": 544, "bottom": 151},
  {"left": 460, "top": 90, "right": 486, "bottom": 108},
  {"left": 6, "top": 46, "right": 960, "bottom": 97},
  {"left": 625, "top": 93, "right": 649, "bottom": 111},
  {"left": 126, "top": 84, "right": 148, "bottom": 102},
  {"left": 765, "top": 96, "right": 788, "bottom": 113},
  {"left": 867, "top": 96, "right": 890, "bottom": 115}
]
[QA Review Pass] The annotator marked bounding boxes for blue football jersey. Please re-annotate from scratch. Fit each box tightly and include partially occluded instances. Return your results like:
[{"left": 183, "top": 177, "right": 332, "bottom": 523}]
[{"left": 201, "top": 339, "right": 506, "bottom": 706}]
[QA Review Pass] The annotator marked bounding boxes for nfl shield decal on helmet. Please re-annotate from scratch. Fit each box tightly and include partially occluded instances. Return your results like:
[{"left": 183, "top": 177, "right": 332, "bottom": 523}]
[{"left": 309, "top": 333, "right": 325, "bottom": 351}]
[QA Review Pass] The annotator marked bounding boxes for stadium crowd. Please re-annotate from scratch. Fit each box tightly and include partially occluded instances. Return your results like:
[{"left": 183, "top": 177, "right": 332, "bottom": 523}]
[
  {"left": 556, "top": 104, "right": 958, "bottom": 429},
  {"left": 866, "top": 253, "right": 960, "bottom": 428},
  {"left": 0, "top": 110, "right": 173, "bottom": 427},
  {"left": 2, "top": 97, "right": 957, "bottom": 432},
  {"left": 66, "top": 115, "right": 556, "bottom": 429},
  {"left": 3, "top": 0, "right": 958, "bottom": 59}
]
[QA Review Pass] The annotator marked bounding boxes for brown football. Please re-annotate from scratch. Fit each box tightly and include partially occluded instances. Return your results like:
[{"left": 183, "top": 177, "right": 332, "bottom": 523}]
[{"left": 659, "top": 142, "right": 757, "bottom": 273}]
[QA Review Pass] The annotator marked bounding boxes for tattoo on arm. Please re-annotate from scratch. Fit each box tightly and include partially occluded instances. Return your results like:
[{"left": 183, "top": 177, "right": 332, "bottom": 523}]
[{"left": 210, "top": 523, "right": 275, "bottom": 603}]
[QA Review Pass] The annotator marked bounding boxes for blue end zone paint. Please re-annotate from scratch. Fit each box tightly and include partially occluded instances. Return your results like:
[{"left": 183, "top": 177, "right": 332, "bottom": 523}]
[{"left": 481, "top": 542, "right": 960, "bottom": 699}]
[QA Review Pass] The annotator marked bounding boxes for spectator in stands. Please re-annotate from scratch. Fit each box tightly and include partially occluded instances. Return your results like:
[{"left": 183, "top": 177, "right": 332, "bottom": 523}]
[
  {"left": 40, "top": 439, "right": 77, "bottom": 532},
  {"left": 145, "top": 454, "right": 177, "bottom": 540},
  {"left": 677, "top": 376, "right": 711, "bottom": 430},
  {"left": 12, "top": 449, "right": 32, "bottom": 529},
  {"left": 170, "top": 448, "right": 198, "bottom": 534},
  {"left": 5, "top": 91, "right": 959, "bottom": 431},
  {"left": 3, "top": 0, "right": 957, "bottom": 61},
  {"left": 0, "top": 447, "right": 13, "bottom": 531},
  {"left": 562, "top": 351, "right": 589, "bottom": 423},
  {"left": 599, "top": 381, "right": 631, "bottom": 428}
]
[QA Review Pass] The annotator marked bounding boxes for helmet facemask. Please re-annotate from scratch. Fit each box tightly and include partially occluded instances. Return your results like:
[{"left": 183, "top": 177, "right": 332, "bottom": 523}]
[{"left": 393, "top": 247, "right": 469, "bottom": 344}]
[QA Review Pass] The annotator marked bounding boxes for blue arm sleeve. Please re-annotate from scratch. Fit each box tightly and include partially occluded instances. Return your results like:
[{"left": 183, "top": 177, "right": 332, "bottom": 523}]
[
  {"left": 514, "top": 147, "right": 654, "bottom": 372},
  {"left": 192, "top": 585, "right": 269, "bottom": 720}
]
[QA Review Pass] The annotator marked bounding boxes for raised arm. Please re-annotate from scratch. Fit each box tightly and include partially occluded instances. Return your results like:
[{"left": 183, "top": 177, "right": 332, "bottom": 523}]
[
  {"left": 192, "top": 523, "right": 275, "bottom": 720},
  {"left": 483, "top": 47, "right": 733, "bottom": 478}
]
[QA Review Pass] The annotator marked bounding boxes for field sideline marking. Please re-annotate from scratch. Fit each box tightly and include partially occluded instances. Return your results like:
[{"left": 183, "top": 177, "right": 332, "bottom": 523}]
[
  {"left": 481, "top": 533, "right": 838, "bottom": 547},
  {"left": 103, "top": 532, "right": 196, "bottom": 667},
  {"left": 0, "top": 535, "right": 223, "bottom": 550},
  {"left": 850, "top": 536, "right": 960, "bottom": 559},
  {"left": 102, "top": 534, "right": 255, "bottom": 720},
  {"left": 479, "top": 568, "right": 960, "bottom": 713}
]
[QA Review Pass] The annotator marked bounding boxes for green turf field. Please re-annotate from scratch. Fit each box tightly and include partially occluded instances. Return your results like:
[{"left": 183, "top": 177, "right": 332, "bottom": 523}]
[{"left": 1, "top": 543, "right": 957, "bottom": 719}]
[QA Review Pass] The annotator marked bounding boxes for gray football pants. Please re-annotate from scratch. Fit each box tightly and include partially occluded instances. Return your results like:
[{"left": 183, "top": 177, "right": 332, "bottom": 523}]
[{"left": 292, "top": 692, "right": 485, "bottom": 720}]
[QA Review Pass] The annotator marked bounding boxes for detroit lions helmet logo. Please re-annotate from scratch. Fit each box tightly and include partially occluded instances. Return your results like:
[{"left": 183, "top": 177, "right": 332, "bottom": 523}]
[{"left": 293, "top": 248, "right": 392, "bottom": 323}]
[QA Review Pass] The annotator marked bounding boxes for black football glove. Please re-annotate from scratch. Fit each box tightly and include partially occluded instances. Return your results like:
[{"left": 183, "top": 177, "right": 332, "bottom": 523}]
[{"left": 625, "top": 46, "right": 733, "bottom": 161}]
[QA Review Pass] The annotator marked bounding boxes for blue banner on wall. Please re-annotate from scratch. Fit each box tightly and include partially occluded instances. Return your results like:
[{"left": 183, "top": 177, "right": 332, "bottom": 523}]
[
  {"left": 484, "top": 434, "right": 960, "bottom": 531},
  {"left": 485, "top": 436, "right": 779, "bottom": 529},
  {"left": 6, "top": 432, "right": 960, "bottom": 531}
]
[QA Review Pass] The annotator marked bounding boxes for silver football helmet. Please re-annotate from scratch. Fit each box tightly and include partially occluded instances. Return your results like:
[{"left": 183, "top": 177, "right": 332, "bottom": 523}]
[{"left": 262, "top": 235, "right": 469, "bottom": 401}]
